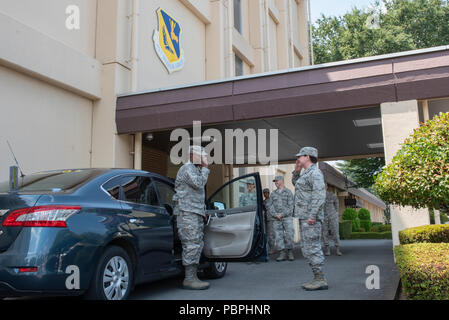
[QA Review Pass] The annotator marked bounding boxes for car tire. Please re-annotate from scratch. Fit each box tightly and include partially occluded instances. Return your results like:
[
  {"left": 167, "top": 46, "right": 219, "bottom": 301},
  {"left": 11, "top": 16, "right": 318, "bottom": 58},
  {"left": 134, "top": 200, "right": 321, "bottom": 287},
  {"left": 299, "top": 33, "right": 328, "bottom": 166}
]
[
  {"left": 203, "top": 262, "right": 227, "bottom": 279},
  {"left": 84, "top": 245, "right": 134, "bottom": 300}
]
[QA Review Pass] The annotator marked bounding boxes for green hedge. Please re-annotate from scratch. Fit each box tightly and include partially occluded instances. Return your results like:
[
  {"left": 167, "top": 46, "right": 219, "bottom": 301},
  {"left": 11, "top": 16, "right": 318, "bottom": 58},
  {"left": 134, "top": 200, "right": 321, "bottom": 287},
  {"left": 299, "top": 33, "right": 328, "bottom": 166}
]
[
  {"left": 370, "top": 224, "right": 391, "bottom": 232},
  {"left": 399, "top": 225, "right": 449, "bottom": 244},
  {"left": 348, "top": 231, "right": 392, "bottom": 239},
  {"left": 339, "top": 220, "right": 352, "bottom": 240},
  {"left": 394, "top": 243, "right": 449, "bottom": 300}
]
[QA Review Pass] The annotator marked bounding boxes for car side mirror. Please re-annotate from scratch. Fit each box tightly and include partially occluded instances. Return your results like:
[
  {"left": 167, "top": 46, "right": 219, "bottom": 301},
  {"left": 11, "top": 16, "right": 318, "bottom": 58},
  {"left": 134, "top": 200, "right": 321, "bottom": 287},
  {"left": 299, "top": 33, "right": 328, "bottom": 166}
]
[{"left": 213, "top": 201, "right": 226, "bottom": 210}]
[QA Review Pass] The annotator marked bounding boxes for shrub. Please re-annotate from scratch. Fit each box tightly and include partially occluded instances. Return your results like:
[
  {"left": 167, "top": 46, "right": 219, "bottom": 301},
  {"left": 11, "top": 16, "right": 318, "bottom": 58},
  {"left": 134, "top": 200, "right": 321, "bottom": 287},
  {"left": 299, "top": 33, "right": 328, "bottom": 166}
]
[
  {"left": 360, "top": 220, "right": 372, "bottom": 232},
  {"left": 394, "top": 243, "right": 449, "bottom": 300},
  {"left": 342, "top": 208, "right": 360, "bottom": 232},
  {"left": 358, "top": 208, "right": 371, "bottom": 220},
  {"left": 370, "top": 225, "right": 380, "bottom": 232},
  {"left": 358, "top": 227, "right": 366, "bottom": 232},
  {"left": 375, "top": 112, "right": 449, "bottom": 210},
  {"left": 352, "top": 218, "right": 361, "bottom": 232},
  {"left": 339, "top": 220, "right": 352, "bottom": 240},
  {"left": 399, "top": 225, "right": 449, "bottom": 244},
  {"left": 342, "top": 208, "right": 357, "bottom": 221},
  {"left": 349, "top": 231, "right": 392, "bottom": 239}
]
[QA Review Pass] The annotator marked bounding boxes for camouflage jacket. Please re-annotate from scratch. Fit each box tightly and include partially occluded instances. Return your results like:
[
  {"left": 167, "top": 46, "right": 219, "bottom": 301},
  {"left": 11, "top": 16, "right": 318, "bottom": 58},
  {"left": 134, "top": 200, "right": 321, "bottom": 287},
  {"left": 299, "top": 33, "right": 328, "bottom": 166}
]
[
  {"left": 263, "top": 198, "right": 276, "bottom": 221},
  {"left": 291, "top": 164, "right": 326, "bottom": 221},
  {"left": 239, "top": 192, "right": 257, "bottom": 207},
  {"left": 324, "top": 191, "right": 339, "bottom": 218},
  {"left": 173, "top": 162, "right": 210, "bottom": 217},
  {"left": 268, "top": 187, "right": 294, "bottom": 218}
]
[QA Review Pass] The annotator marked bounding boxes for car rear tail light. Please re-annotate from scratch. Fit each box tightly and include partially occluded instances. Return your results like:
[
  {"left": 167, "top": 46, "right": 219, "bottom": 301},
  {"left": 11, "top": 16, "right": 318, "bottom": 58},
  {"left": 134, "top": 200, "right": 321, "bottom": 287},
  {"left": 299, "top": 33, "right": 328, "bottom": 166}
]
[
  {"left": 2, "top": 206, "right": 81, "bottom": 227},
  {"left": 19, "top": 267, "right": 38, "bottom": 273}
]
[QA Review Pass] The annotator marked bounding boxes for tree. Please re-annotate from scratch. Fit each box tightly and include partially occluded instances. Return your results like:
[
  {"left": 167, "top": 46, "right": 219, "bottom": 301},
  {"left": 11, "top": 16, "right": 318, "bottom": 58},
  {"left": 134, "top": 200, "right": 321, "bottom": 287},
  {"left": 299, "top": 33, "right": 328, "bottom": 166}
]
[
  {"left": 374, "top": 112, "right": 449, "bottom": 211},
  {"left": 336, "top": 158, "right": 385, "bottom": 194},
  {"left": 316, "top": 0, "right": 449, "bottom": 200},
  {"left": 313, "top": 0, "right": 449, "bottom": 65}
]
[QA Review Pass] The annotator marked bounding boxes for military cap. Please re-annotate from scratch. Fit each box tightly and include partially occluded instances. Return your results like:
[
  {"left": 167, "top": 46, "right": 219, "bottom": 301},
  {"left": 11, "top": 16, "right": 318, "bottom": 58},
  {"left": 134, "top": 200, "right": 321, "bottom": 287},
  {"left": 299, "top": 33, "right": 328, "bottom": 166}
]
[
  {"left": 263, "top": 188, "right": 270, "bottom": 193},
  {"left": 273, "top": 175, "right": 284, "bottom": 182},
  {"left": 295, "top": 146, "right": 318, "bottom": 158}
]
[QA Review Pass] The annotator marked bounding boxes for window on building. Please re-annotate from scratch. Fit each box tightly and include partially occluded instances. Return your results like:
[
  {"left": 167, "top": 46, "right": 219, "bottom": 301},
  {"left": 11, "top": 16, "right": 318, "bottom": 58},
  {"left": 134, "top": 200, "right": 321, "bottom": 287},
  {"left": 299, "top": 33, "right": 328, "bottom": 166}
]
[
  {"left": 234, "top": 0, "right": 242, "bottom": 33},
  {"left": 235, "top": 54, "right": 243, "bottom": 76}
]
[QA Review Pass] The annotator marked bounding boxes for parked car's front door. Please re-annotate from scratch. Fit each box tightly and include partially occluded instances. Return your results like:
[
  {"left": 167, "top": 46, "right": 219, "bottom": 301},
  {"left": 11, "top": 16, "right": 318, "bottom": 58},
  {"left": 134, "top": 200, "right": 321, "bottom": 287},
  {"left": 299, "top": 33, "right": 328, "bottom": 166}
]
[
  {"left": 119, "top": 175, "right": 174, "bottom": 274},
  {"left": 203, "top": 173, "right": 267, "bottom": 262}
]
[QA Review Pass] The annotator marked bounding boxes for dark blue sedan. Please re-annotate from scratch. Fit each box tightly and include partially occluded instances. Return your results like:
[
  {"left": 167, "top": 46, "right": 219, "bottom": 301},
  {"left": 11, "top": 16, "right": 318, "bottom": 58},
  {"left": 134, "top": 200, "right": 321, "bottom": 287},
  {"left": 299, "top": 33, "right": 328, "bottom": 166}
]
[{"left": 0, "top": 168, "right": 266, "bottom": 300}]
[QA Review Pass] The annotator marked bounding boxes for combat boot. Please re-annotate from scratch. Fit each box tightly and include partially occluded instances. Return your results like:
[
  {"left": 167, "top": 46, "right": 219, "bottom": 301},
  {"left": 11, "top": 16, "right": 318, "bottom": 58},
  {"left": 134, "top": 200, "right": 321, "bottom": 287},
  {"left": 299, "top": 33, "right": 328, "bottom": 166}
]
[
  {"left": 323, "top": 245, "right": 330, "bottom": 256},
  {"left": 303, "top": 272, "right": 328, "bottom": 291},
  {"left": 182, "top": 265, "right": 210, "bottom": 290},
  {"left": 336, "top": 246, "right": 342, "bottom": 256},
  {"left": 301, "top": 272, "right": 317, "bottom": 289},
  {"left": 276, "top": 250, "right": 287, "bottom": 262},
  {"left": 287, "top": 249, "right": 294, "bottom": 261}
]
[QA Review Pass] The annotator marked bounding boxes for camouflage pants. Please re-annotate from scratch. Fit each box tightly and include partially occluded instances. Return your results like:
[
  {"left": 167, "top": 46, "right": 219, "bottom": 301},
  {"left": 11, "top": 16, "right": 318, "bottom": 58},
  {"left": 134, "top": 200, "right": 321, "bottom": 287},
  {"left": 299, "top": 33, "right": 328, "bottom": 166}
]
[
  {"left": 299, "top": 220, "right": 325, "bottom": 274},
  {"left": 322, "top": 213, "right": 340, "bottom": 247},
  {"left": 273, "top": 217, "right": 294, "bottom": 251},
  {"left": 177, "top": 210, "right": 205, "bottom": 267}
]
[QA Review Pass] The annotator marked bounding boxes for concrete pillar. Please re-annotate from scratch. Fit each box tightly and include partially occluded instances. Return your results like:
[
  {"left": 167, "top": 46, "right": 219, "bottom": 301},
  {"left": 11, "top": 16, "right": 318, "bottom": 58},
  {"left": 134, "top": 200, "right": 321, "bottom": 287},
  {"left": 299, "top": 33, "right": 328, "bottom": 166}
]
[
  {"left": 435, "top": 210, "right": 441, "bottom": 225},
  {"left": 91, "top": 0, "right": 133, "bottom": 169},
  {"left": 206, "top": 1, "right": 226, "bottom": 80},
  {"left": 380, "top": 100, "right": 430, "bottom": 246},
  {"left": 134, "top": 133, "right": 142, "bottom": 170}
]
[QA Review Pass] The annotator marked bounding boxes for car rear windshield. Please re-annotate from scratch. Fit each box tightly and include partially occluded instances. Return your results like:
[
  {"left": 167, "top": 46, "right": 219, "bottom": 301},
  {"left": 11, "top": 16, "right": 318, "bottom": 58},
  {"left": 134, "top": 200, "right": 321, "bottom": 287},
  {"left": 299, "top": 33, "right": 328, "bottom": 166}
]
[{"left": 0, "top": 169, "right": 102, "bottom": 193}]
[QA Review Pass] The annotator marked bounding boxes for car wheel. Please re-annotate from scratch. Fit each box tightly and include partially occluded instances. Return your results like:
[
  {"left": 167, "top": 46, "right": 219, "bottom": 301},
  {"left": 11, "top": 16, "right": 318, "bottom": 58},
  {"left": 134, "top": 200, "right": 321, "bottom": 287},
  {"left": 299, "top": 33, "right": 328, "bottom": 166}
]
[
  {"left": 84, "top": 245, "right": 134, "bottom": 300},
  {"left": 203, "top": 262, "right": 227, "bottom": 279}
]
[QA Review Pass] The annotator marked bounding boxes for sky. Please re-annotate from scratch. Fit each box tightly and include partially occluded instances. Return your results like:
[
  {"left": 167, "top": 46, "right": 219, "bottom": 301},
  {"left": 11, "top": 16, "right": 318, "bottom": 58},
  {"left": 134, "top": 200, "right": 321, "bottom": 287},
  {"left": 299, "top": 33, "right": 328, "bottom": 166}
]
[{"left": 310, "top": 0, "right": 380, "bottom": 24}]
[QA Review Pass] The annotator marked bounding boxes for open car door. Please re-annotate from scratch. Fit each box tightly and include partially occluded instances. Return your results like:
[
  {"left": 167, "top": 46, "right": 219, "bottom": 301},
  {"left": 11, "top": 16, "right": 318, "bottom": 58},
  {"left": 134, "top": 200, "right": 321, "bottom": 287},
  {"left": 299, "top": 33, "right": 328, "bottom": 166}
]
[{"left": 203, "top": 173, "right": 267, "bottom": 262}]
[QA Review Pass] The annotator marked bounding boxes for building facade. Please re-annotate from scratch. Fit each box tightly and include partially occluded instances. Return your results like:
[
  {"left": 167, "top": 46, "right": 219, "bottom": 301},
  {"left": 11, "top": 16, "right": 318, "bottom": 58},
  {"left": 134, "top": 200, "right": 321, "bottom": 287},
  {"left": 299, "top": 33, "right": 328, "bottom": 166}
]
[
  {"left": 2, "top": 1, "right": 449, "bottom": 247},
  {"left": 0, "top": 0, "right": 312, "bottom": 182}
]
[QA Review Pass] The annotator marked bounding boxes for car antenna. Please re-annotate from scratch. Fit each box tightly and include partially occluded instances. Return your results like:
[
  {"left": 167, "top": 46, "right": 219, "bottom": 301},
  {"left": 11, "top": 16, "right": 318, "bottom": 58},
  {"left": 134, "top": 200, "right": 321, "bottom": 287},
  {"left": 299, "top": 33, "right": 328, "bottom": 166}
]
[{"left": 6, "top": 140, "right": 25, "bottom": 177}]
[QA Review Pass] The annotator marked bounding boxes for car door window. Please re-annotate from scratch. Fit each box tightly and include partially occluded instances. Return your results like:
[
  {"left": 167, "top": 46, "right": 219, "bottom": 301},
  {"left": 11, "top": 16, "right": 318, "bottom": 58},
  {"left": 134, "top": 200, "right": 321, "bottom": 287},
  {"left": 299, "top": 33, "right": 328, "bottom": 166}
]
[
  {"left": 208, "top": 176, "right": 257, "bottom": 212},
  {"left": 121, "top": 175, "right": 159, "bottom": 206},
  {"left": 102, "top": 176, "right": 124, "bottom": 200},
  {"left": 153, "top": 180, "right": 175, "bottom": 207}
]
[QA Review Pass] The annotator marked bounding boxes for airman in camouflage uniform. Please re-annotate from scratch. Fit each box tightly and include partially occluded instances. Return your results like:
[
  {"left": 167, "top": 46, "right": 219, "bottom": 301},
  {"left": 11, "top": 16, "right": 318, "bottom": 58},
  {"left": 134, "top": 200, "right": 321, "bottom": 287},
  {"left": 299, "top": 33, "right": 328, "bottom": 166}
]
[
  {"left": 268, "top": 176, "right": 295, "bottom": 261},
  {"left": 322, "top": 185, "right": 342, "bottom": 256},
  {"left": 292, "top": 147, "right": 328, "bottom": 291},
  {"left": 263, "top": 188, "right": 276, "bottom": 254},
  {"left": 239, "top": 181, "right": 257, "bottom": 207},
  {"left": 173, "top": 145, "right": 210, "bottom": 290}
]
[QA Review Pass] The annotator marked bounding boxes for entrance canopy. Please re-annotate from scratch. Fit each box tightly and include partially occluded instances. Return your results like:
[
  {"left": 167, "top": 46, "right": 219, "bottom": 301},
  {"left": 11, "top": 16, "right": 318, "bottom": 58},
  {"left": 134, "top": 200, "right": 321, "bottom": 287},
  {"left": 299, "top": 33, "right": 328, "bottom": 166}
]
[{"left": 116, "top": 46, "right": 449, "bottom": 162}]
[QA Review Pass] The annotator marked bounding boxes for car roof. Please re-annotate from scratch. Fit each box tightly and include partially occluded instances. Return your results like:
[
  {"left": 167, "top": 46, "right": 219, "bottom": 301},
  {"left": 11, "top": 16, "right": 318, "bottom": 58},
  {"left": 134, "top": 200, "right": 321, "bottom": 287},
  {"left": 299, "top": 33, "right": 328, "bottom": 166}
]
[{"left": 34, "top": 168, "right": 174, "bottom": 184}]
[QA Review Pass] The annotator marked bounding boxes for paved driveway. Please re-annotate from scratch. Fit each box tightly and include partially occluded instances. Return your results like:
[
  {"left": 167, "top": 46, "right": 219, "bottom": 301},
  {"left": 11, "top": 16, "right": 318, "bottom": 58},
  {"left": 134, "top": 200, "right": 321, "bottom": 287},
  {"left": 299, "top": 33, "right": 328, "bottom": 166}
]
[{"left": 130, "top": 239, "right": 400, "bottom": 300}]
